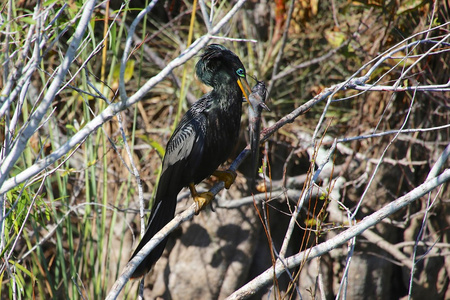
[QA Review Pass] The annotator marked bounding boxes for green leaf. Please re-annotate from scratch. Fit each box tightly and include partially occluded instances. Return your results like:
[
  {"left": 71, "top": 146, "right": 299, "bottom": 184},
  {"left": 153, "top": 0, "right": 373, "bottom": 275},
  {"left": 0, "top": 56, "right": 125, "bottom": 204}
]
[
  {"left": 258, "top": 165, "right": 264, "bottom": 174},
  {"left": 397, "top": 0, "right": 427, "bottom": 15},
  {"left": 123, "top": 60, "right": 135, "bottom": 82},
  {"left": 112, "top": 60, "right": 135, "bottom": 83},
  {"left": 61, "top": 168, "right": 76, "bottom": 176},
  {"left": 21, "top": 17, "right": 36, "bottom": 25},
  {"left": 43, "top": 0, "right": 60, "bottom": 6},
  {"left": 305, "top": 218, "right": 317, "bottom": 226},
  {"left": 324, "top": 29, "right": 346, "bottom": 49},
  {"left": 139, "top": 135, "right": 166, "bottom": 157},
  {"left": 110, "top": 22, "right": 117, "bottom": 49}
]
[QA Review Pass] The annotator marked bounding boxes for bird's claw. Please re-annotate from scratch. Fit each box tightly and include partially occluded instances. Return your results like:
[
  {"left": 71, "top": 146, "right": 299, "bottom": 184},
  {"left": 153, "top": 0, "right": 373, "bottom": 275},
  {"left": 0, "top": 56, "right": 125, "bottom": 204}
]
[
  {"left": 189, "top": 169, "right": 236, "bottom": 215},
  {"left": 194, "top": 192, "right": 214, "bottom": 214},
  {"left": 213, "top": 170, "right": 236, "bottom": 189}
]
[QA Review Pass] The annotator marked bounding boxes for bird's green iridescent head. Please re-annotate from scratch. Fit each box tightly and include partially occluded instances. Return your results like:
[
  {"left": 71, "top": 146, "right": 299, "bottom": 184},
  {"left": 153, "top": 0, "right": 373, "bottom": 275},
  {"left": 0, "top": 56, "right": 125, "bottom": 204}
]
[{"left": 196, "top": 44, "right": 251, "bottom": 105}]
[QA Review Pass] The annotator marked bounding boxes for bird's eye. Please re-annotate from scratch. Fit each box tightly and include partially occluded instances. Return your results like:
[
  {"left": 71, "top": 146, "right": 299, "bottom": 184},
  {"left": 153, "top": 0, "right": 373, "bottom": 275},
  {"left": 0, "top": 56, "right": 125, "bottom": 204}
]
[{"left": 236, "top": 68, "right": 245, "bottom": 77}]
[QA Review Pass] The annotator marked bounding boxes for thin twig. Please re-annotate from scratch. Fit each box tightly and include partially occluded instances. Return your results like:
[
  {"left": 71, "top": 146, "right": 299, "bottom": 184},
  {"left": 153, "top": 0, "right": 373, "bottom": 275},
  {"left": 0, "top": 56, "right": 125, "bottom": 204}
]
[
  {"left": 226, "top": 168, "right": 450, "bottom": 300},
  {"left": 0, "top": 0, "right": 97, "bottom": 193},
  {"left": 0, "top": 0, "right": 250, "bottom": 197}
]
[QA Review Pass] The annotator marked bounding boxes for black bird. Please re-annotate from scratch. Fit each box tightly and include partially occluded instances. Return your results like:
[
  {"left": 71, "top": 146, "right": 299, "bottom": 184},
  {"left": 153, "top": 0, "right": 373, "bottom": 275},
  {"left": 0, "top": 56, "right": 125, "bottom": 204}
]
[{"left": 129, "top": 44, "right": 251, "bottom": 278}]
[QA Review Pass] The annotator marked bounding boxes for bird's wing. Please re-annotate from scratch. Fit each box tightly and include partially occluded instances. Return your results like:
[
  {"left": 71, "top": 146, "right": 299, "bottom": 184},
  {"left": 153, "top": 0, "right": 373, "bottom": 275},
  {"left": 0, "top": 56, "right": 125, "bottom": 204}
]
[{"left": 163, "top": 110, "right": 207, "bottom": 173}]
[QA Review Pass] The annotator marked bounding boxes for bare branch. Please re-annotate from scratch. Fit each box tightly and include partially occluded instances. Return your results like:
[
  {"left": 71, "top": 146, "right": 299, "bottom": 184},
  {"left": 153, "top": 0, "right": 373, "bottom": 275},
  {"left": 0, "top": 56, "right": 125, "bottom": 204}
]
[
  {"left": 226, "top": 168, "right": 450, "bottom": 300},
  {"left": 0, "top": 0, "right": 97, "bottom": 192},
  {"left": 0, "top": 0, "right": 249, "bottom": 197}
]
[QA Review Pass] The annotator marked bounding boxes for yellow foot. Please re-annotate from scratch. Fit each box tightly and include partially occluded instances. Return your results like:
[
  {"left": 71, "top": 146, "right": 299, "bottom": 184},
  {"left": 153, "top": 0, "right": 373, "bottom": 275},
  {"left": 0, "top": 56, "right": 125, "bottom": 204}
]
[
  {"left": 193, "top": 192, "right": 214, "bottom": 214},
  {"left": 212, "top": 170, "right": 236, "bottom": 189},
  {"left": 189, "top": 183, "right": 214, "bottom": 214}
]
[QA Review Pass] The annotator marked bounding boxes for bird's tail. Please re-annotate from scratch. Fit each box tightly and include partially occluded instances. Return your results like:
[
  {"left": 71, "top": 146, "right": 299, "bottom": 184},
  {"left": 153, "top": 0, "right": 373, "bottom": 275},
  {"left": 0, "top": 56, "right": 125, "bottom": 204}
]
[{"left": 129, "top": 192, "right": 177, "bottom": 278}]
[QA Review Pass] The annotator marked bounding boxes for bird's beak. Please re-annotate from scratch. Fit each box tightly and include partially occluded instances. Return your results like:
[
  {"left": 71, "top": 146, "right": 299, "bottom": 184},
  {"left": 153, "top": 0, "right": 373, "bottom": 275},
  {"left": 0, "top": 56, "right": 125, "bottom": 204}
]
[{"left": 237, "top": 77, "right": 252, "bottom": 107}]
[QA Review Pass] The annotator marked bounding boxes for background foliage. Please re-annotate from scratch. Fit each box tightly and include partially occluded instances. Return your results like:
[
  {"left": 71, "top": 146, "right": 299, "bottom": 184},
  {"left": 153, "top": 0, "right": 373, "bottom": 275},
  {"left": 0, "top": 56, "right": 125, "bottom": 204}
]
[{"left": 1, "top": 0, "right": 449, "bottom": 299}]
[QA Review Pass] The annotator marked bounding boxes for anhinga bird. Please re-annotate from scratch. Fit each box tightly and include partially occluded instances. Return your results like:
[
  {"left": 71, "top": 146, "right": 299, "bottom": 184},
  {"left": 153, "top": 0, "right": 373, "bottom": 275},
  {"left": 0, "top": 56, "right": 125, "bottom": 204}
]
[{"left": 129, "top": 44, "right": 251, "bottom": 278}]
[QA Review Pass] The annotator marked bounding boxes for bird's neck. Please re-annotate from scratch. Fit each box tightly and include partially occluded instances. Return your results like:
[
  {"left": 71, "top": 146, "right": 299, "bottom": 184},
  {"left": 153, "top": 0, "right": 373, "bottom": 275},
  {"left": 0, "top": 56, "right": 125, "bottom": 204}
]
[{"left": 212, "top": 82, "right": 242, "bottom": 108}]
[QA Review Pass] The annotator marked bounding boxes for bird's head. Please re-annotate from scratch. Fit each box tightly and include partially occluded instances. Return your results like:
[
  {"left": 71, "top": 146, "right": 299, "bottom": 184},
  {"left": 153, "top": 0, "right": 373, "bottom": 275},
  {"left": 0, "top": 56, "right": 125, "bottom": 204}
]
[{"left": 196, "top": 44, "right": 251, "bottom": 106}]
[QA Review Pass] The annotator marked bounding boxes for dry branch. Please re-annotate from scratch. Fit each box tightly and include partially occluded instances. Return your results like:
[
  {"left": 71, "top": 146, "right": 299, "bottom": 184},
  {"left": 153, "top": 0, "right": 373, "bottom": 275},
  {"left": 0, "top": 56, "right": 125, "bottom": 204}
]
[
  {"left": 227, "top": 168, "right": 450, "bottom": 300},
  {"left": 0, "top": 0, "right": 249, "bottom": 197}
]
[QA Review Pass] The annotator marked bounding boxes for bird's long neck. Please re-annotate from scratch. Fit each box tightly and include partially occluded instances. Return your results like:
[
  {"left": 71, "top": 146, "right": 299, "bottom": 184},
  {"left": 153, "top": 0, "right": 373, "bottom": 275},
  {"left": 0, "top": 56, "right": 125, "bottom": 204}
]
[{"left": 212, "top": 81, "right": 242, "bottom": 110}]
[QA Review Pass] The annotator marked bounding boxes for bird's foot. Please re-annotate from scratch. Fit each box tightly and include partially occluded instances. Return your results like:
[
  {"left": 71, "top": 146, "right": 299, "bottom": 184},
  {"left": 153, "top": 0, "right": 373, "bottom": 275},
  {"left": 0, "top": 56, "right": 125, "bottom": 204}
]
[
  {"left": 193, "top": 192, "right": 214, "bottom": 214},
  {"left": 189, "top": 183, "right": 215, "bottom": 214},
  {"left": 212, "top": 170, "right": 236, "bottom": 189}
]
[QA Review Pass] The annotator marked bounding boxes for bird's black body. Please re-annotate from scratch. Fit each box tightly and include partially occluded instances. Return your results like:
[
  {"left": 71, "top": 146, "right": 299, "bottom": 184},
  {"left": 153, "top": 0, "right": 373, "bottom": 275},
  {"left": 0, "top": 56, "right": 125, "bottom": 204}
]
[{"left": 129, "top": 44, "right": 250, "bottom": 278}]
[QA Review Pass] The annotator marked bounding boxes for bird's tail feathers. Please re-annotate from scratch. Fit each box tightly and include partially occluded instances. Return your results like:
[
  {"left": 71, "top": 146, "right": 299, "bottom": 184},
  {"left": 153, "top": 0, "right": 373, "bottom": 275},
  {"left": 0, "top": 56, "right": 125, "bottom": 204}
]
[{"left": 129, "top": 193, "right": 177, "bottom": 278}]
